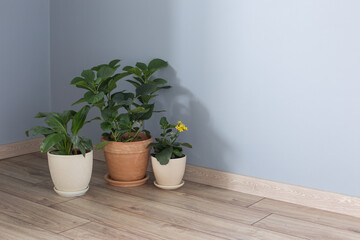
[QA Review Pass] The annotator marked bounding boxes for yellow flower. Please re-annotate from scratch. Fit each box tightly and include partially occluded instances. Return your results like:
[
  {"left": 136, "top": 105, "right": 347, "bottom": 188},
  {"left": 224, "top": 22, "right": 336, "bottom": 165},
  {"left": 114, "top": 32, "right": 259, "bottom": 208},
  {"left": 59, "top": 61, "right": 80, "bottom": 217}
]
[{"left": 175, "top": 121, "right": 188, "bottom": 132}]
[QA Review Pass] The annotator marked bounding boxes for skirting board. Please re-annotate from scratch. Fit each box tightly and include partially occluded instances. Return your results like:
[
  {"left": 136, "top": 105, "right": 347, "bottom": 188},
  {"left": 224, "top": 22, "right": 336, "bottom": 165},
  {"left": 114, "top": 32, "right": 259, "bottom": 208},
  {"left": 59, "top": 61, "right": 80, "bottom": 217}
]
[
  {"left": 0, "top": 138, "right": 43, "bottom": 160},
  {"left": 94, "top": 150, "right": 360, "bottom": 218}
]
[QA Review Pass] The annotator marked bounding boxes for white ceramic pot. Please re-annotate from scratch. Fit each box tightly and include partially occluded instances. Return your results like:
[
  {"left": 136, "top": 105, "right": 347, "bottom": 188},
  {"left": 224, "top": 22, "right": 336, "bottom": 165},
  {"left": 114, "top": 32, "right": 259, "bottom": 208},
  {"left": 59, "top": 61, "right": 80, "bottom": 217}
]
[
  {"left": 151, "top": 155, "right": 186, "bottom": 188},
  {"left": 47, "top": 151, "right": 93, "bottom": 197}
]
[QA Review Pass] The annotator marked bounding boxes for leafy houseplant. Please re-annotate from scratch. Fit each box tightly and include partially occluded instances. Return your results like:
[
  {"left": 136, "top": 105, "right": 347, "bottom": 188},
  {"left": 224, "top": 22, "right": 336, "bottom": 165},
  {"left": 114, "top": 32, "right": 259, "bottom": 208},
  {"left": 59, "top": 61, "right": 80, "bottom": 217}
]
[
  {"left": 71, "top": 58, "right": 171, "bottom": 187},
  {"left": 149, "top": 117, "right": 192, "bottom": 189},
  {"left": 26, "top": 105, "right": 97, "bottom": 197}
]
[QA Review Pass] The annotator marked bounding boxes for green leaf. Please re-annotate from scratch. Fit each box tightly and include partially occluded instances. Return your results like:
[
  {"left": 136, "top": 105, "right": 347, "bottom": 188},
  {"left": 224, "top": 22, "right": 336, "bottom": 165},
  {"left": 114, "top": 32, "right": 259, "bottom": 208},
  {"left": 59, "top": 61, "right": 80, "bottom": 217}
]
[
  {"left": 136, "top": 62, "right": 148, "bottom": 71},
  {"left": 101, "top": 107, "right": 118, "bottom": 121},
  {"left": 100, "top": 122, "right": 113, "bottom": 131},
  {"left": 85, "top": 117, "right": 101, "bottom": 124},
  {"left": 127, "top": 67, "right": 143, "bottom": 77},
  {"left": 117, "top": 113, "right": 131, "bottom": 128},
  {"left": 71, "top": 77, "right": 85, "bottom": 85},
  {"left": 173, "top": 148, "right": 184, "bottom": 157},
  {"left": 112, "top": 92, "right": 134, "bottom": 106},
  {"left": 72, "top": 97, "right": 86, "bottom": 106},
  {"left": 136, "top": 83, "right": 157, "bottom": 96},
  {"left": 91, "top": 64, "right": 107, "bottom": 71},
  {"left": 26, "top": 126, "right": 55, "bottom": 137},
  {"left": 151, "top": 78, "right": 167, "bottom": 85},
  {"left": 122, "top": 66, "right": 133, "bottom": 71},
  {"left": 34, "top": 112, "right": 50, "bottom": 118},
  {"left": 84, "top": 91, "right": 105, "bottom": 104},
  {"left": 181, "top": 142, "right": 192, "bottom": 148},
  {"left": 45, "top": 114, "right": 67, "bottom": 133},
  {"left": 126, "top": 80, "right": 140, "bottom": 88},
  {"left": 148, "top": 58, "right": 168, "bottom": 70},
  {"left": 79, "top": 136, "right": 93, "bottom": 150},
  {"left": 160, "top": 116, "right": 168, "bottom": 126},
  {"left": 81, "top": 70, "right": 95, "bottom": 81},
  {"left": 97, "top": 66, "right": 115, "bottom": 79},
  {"left": 155, "top": 147, "right": 173, "bottom": 165},
  {"left": 133, "top": 104, "right": 154, "bottom": 121},
  {"left": 109, "top": 59, "right": 121, "bottom": 67},
  {"left": 130, "top": 107, "right": 148, "bottom": 114},
  {"left": 59, "top": 110, "right": 76, "bottom": 126},
  {"left": 40, "top": 134, "right": 63, "bottom": 153},
  {"left": 71, "top": 105, "right": 91, "bottom": 135},
  {"left": 96, "top": 141, "right": 110, "bottom": 150}
]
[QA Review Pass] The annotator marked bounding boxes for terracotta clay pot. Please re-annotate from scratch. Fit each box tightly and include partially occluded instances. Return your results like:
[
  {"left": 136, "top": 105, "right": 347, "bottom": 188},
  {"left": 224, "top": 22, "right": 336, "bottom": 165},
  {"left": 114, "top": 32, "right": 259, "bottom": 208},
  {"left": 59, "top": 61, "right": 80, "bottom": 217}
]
[{"left": 102, "top": 133, "right": 153, "bottom": 182}]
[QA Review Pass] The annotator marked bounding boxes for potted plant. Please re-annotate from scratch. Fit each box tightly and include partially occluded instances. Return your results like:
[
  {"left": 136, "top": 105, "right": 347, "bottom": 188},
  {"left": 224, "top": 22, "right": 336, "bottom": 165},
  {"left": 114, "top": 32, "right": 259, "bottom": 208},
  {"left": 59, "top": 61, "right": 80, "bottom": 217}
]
[
  {"left": 71, "top": 58, "right": 171, "bottom": 187},
  {"left": 148, "top": 117, "right": 192, "bottom": 189},
  {"left": 25, "top": 105, "right": 98, "bottom": 197}
]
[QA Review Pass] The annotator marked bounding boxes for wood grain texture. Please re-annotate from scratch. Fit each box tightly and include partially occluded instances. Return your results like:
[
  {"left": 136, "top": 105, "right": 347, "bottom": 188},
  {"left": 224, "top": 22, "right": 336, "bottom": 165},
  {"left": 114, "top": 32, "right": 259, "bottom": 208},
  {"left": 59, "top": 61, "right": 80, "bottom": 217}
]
[
  {"left": 0, "top": 213, "right": 70, "bottom": 240},
  {"left": 52, "top": 198, "right": 227, "bottom": 240},
  {"left": 182, "top": 164, "right": 360, "bottom": 218},
  {"left": 0, "top": 190, "right": 89, "bottom": 233},
  {"left": 61, "top": 222, "right": 150, "bottom": 240},
  {"left": 254, "top": 214, "right": 360, "bottom": 240},
  {"left": 0, "top": 138, "right": 43, "bottom": 159},
  {"left": 78, "top": 186, "right": 303, "bottom": 240},
  {"left": 250, "top": 198, "right": 360, "bottom": 233},
  {"left": 92, "top": 182, "right": 268, "bottom": 223}
]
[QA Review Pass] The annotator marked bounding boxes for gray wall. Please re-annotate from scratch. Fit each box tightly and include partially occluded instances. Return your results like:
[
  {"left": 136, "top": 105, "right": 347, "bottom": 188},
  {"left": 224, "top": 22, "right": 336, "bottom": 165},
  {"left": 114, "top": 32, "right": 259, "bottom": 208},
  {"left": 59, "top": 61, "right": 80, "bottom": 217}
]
[
  {"left": 50, "top": 0, "right": 360, "bottom": 197},
  {"left": 0, "top": 0, "right": 50, "bottom": 145}
]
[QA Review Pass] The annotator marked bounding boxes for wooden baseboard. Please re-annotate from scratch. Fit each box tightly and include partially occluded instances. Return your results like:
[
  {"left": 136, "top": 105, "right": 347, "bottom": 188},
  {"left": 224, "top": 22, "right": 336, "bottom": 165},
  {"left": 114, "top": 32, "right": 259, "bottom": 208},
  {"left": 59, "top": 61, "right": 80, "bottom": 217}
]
[
  {"left": 0, "top": 138, "right": 43, "bottom": 160},
  {"left": 93, "top": 152, "right": 360, "bottom": 218}
]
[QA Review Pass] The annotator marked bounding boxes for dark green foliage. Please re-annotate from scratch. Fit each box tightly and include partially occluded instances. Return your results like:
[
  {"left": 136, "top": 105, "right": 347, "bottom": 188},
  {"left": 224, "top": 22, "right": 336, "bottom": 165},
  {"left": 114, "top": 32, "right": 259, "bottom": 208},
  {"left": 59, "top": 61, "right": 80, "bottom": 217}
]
[
  {"left": 149, "top": 117, "right": 192, "bottom": 165},
  {"left": 25, "top": 106, "right": 97, "bottom": 156},
  {"left": 70, "top": 58, "right": 171, "bottom": 147}
]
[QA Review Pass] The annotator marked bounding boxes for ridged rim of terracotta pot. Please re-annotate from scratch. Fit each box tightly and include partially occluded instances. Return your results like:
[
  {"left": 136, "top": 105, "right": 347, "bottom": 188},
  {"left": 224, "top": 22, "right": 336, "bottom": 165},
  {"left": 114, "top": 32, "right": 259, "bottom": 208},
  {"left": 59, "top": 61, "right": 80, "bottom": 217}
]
[{"left": 102, "top": 133, "right": 153, "bottom": 184}]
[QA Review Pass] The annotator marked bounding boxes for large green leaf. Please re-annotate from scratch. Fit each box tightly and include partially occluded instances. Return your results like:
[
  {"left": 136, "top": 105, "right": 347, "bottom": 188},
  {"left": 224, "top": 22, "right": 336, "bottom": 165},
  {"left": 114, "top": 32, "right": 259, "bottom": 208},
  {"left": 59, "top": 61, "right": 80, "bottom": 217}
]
[
  {"left": 126, "top": 80, "right": 140, "bottom": 88},
  {"left": 136, "top": 62, "right": 148, "bottom": 71},
  {"left": 79, "top": 136, "right": 93, "bottom": 150},
  {"left": 97, "top": 66, "right": 115, "bottom": 79},
  {"left": 133, "top": 104, "right": 154, "bottom": 121},
  {"left": 117, "top": 113, "right": 131, "bottom": 128},
  {"left": 109, "top": 59, "right": 121, "bottom": 67},
  {"left": 181, "top": 142, "right": 193, "bottom": 148},
  {"left": 130, "top": 107, "right": 148, "bottom": 114},
  {"left": 71, "top": 77, "right": 85, "bottom": 85},
  {"left": 72, "top": 97, "right": 85, "bottom": 106},
  {"left": 148, "top": 58, "right": 168, "bottom": 70},
  {"left": 151, "top": 78, "right": 167, "bottom": 85},
  {"left": 101, "top": 107, "right": 118, "bottom": 121},
  {"left": 59, "top": 110, "right": 76, "bottom": 126},
  {"left": 45, "top": 114, "right": 67, "bottom": 133},
  {"left": 136, "top": 83, "right": 157, "bottom": 96},
  {"left": 100, "top": 121, "right": 113, "bottom": 131},
  {"left": 155, "top": 147, "right": 173, "bottom": 165},
  {"left": 40, "top": 134, "right": 64, "bottom": 153},
  {"left": 81, "top": 70, "right": 95, "bottom": 81},
  {"left": 25, "top": 126, "right": 55, "bottom": 137},
  {"left": 112, "top": 92, "right": 134, "bottom": 106},
  {"left": 84, "top": 91, "right": 105, "bottom": 104},
  {"left": 71, "top": 105, "right": 91, "bottom": 135}
]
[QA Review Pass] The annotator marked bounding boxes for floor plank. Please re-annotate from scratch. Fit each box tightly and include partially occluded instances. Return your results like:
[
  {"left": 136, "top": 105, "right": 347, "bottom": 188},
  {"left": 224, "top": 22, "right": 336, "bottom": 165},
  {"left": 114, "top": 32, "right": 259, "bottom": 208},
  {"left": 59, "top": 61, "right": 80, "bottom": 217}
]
[
  {"left": 52, "top": 198, "right": 227, "bottom": 240},
  {"left": 0, "top": 190, "right": 89, "bottom": 233},
  {"left": 254, "top": 214, "right": 360, "bottom": 240},
  {"left": 77, "top": 187, "right": 303, "bottom": 240},
  {"left": 250, "top": 198, "right": 360, "bottom": 233},
  {"left": 90, "top": 183, "right": 269, "bottom": 224},
  {"left": 0, "top": 173, "right": 70, "bottom": 206},
  {"left": 0, "top": 213, "right": 70, "bottom": 240}
]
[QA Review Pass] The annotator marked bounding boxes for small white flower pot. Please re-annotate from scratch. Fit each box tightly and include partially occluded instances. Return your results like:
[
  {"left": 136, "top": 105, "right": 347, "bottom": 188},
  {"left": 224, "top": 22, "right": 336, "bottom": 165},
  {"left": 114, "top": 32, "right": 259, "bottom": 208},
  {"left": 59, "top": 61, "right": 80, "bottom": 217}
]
[
  {"left": 47, "top": 151, "right": 93, "bottom": 197},
  {"left": 151, "top": 155, "right": 186, "bottom": 189}
]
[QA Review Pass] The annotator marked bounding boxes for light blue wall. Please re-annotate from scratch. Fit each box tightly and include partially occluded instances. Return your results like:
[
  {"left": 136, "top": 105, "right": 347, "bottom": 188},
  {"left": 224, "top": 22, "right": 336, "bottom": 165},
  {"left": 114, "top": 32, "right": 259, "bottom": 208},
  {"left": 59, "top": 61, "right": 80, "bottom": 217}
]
[
  {"left": 0, "top": 0, "right": 50, "bottom": 144},
  {"left": 50, "top": 0, "right": 360, "bottom": 196}
]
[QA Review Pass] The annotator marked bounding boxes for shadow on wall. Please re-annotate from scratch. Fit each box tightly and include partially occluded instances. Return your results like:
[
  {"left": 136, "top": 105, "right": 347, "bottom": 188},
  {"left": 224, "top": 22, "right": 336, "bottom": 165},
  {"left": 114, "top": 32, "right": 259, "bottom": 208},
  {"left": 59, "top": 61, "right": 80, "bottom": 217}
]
[{"left": 147, "top": 66, "right": 232, "bottom": 171}]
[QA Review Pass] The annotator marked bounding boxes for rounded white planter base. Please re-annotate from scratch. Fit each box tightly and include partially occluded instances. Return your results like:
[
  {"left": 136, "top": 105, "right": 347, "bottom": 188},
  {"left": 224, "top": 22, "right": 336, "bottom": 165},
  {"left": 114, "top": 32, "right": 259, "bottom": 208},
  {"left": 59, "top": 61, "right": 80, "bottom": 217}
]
[
  {"left": 53, "top": 186, "right": 89, "bottom": 197},
  {"left": 154, "top": 180, "right": 185, "bottom": 190}
]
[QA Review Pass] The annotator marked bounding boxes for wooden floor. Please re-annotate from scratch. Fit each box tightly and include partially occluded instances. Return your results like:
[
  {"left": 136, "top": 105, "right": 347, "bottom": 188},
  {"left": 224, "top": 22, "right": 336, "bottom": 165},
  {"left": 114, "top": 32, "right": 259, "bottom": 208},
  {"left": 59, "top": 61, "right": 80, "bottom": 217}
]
[{"left": 0, "top": 153, "right": 359, "bottom": 240}]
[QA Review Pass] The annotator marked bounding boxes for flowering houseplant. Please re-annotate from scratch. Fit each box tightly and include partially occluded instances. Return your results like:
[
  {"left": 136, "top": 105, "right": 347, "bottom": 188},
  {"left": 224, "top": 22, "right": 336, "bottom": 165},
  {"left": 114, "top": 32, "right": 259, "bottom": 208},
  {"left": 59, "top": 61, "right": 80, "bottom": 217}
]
[{"left": 149, "top": 117, "right": 192, "bottom": 165}]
